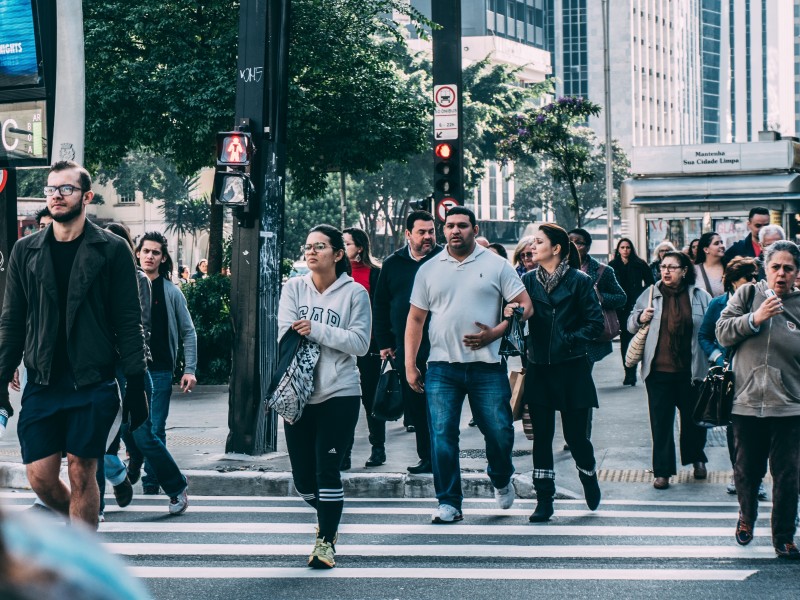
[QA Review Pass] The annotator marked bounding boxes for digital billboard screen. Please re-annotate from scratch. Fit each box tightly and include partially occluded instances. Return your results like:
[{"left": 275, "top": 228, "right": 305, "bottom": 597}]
[{"left": 0, "top": 0, "right": 41, "bottom": 89}]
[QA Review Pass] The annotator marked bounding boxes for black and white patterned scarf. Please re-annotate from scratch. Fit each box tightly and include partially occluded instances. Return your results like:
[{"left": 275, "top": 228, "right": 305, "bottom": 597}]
[{"left": 536, "top": 258, "right": 571, "bottom": 295}]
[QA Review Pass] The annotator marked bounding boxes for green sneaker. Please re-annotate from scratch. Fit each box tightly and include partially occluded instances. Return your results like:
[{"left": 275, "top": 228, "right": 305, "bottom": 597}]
[{"left": 308, "top": 537, "right": 336, "bottom": 569}]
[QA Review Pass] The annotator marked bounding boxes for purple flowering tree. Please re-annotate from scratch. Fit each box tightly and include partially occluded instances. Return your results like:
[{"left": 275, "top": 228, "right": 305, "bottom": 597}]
[{"left": 498, "top": 96, "right": 602, "bottom": 227}]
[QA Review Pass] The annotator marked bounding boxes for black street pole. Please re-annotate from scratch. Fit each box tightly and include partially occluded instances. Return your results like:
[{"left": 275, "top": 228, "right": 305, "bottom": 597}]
[
  {"left": 226, "top": 0, "right": 289, "bottom": 454},
  {"left": 0, "top": 169, "right": 18, "bottom": 304}
]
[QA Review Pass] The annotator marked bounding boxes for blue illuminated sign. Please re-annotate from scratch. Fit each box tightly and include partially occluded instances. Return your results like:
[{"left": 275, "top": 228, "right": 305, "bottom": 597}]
[{"left": 0, "top": 0, "right": 40, "bottom": 88}]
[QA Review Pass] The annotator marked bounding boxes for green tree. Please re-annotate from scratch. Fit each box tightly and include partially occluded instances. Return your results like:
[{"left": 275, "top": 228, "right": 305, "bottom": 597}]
[
  {"left": 498, "top": 96, "right": 602, "bottom": 226},
  {"left": 161, "top": 195, "right": 212, "bottom": 267},
  {"left": 511, "top": 128, "right": 631, "bottom": 229}
]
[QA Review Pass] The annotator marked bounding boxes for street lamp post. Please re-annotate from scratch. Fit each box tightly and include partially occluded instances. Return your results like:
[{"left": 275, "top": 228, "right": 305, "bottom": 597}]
[{"left": 601, "top": 0, "right": 615, "bottom": 260}]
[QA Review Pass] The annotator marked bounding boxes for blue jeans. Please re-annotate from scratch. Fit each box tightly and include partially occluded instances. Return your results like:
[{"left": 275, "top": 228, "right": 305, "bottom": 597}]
[
  {"left": 425, "top": 362, "right": 515, "bottom": 510},
  {"left": 141, "top": 370, "right": 174, "bottom": 489},
  {"left": 118, "top": 370, "right": 187, "bottom": 497}
]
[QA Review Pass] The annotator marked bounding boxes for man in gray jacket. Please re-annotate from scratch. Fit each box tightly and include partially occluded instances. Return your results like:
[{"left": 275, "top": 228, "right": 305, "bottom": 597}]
[{"left": 133, "top": 231, "right": 197, "bottom": 495}]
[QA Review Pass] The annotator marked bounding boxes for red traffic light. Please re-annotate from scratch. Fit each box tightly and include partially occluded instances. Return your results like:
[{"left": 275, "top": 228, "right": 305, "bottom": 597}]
[
  {"left": 217, "top": 132, "right": 252, "bottom": 167},
  {"left": 435, "top": 143, "right": 453, "bottom": 160}
]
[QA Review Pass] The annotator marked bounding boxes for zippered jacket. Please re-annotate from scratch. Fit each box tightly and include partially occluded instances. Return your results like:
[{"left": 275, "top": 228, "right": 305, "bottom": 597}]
[
  {"left": 523, "top": 267, "right": 604, "bottom": 365},
  {"left": 716, "top": 281, "right": 800, "bottom": 417},
  {"left": 0, "top": 220, "right": 146, "bottom": 386}
]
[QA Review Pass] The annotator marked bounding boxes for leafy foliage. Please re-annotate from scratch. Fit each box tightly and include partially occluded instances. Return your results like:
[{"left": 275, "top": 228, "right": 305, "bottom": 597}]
[
  {"left": 498, "top": 96, "right": 603, "bottom": 226},
  {"left": 512, "top": 128, "right": 631, "bottom": 229},
  {"left": 180, "top": 275, "right": 232, "bottom": 384}
]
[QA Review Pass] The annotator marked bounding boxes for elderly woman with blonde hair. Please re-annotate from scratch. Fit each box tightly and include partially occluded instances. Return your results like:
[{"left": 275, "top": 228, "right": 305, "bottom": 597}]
[
  {"left": 513, "top": 236, "right": 536, "bottom": 276},
  {"left": 649, "top": 241, "right": 677, "bottom": 282}
]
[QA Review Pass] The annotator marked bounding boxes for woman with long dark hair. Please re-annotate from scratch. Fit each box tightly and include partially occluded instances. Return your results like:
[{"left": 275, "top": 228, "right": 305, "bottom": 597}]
[
  {"left": 341, "top": 227, "right": 384, "bottom": 469},
  {"left": 609, "top": 238, "right": 655, "bottom": 386},
  {"left": 628, "top": 251, "right": 712, "bottom": 490},
  {"left": 506, "top": 223, "right": 604, "bottom": 522},
  {"left": 694, "top": 231, "right": 726, "bottom": 297},
  {"left": 278, "top": 224, "right": 371, "bottom": 569}
]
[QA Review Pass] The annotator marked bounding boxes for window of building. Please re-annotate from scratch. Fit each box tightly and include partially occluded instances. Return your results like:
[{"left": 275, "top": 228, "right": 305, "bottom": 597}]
[{"left": 118, "top": 194, "right": 136, "bottom": 205}]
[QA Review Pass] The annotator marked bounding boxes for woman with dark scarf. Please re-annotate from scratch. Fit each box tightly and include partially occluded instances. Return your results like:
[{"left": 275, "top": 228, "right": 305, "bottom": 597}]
[
  {"left": 628, "top": 251, "right": 712, "bottom": 490},
  {"left": 609, "top": 238, "right": 655, "bottom": 386},
  {"left": 506, "top": 224, "right": 604, "bottom": 522}
]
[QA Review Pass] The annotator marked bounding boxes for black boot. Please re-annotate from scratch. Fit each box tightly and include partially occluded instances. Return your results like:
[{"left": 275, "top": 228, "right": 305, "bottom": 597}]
[
  {"left": 579, "top": 471, "right": 601, "bottom": 511},
  {"left": 529, "top": 477, "right": 555, "bottom": 523},
  {"left": 622, "top": 367, "right": 636, "bottom": 386},
  {"left": 364, "top": 446, "right": 386, "bottom": 467}
]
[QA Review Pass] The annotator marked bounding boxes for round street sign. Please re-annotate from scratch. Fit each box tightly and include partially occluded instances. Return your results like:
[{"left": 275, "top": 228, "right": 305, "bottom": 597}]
[
  {"left": 436, "top": 198, "right": 459, "bottom": 222},
  {"left": 0, "top": 170, "right": 7, "bottom": 194}
]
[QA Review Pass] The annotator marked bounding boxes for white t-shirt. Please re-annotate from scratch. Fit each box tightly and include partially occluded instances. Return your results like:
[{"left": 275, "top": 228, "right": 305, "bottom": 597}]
[{"left": 410, "top": 244, "right": 525, "bottom": 364}]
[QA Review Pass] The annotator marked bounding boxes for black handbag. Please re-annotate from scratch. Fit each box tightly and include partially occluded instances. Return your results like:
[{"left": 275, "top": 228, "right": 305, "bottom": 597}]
[
  {"left": 499, "top": 306, "right": 526, "bottom": 357},
  {"left": 371, "top": 356, "right": 404, "bottom": 421},
  {"left": 693, "top": 364, "right": 735, "bottom": 428}
]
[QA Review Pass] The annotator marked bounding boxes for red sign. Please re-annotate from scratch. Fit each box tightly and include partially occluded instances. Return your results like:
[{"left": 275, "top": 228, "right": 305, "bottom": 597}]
[
  {"left": 0, "top": 169, "right": 7, "bottom": 194},
  {"left": 436, "top": 198, "right": 459, "bottom": 222}
]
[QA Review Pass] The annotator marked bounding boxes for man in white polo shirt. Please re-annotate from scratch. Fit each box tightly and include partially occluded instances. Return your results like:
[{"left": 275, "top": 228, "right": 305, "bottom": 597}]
[{"left": 405, "top": 206, "right": 533, "bottom": 523}]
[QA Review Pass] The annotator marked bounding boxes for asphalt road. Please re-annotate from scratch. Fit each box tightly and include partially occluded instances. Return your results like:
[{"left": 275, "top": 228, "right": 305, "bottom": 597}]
[{"left": 4, "top": 492, "right": 797, "bottom": 600}]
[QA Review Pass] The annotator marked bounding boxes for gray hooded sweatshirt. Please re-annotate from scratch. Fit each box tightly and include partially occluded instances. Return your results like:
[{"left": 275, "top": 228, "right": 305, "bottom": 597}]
[
  {"left": 716, "top": 280, "right": 800, "bottom": 418},
  {"left": 278, "top": 273, "right": 371, "bottom": 404}
]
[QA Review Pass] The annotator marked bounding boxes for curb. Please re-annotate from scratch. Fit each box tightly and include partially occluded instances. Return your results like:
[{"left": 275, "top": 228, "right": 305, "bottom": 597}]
[{"left": 0, "top": 462, "right": 579, "bottom": 500}]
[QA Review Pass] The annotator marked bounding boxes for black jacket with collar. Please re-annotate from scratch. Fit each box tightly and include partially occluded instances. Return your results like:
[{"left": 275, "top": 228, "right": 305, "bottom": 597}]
[
  {"left": 522, "top": 267, "right": 604, "bottom": 365},
  {"left": 0, "top": 219, "right": 146, "bottom": 386},
  {"left": 723, "top": 232, "right": 758, "bottom": 263},
  {"left": 372, "top": 244, "right": 443, "bottom": 359}
]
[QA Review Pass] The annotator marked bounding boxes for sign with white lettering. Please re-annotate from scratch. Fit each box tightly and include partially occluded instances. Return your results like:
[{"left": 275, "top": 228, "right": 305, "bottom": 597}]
[
  {"left": 0, "top": 100, "right": 47, "bottom": 164},
  {"left": 0, "top": 0, "right": 41, "bottom": 89}
]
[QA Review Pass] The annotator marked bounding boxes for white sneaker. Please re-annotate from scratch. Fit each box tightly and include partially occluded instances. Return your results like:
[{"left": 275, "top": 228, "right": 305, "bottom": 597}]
[
  {"left": 98, "top": 511, "right": 105, "bottom": 523},
  {"left": 726, "top": 476, "right": 736, "bottom": 495},
  {"left": 169, "top": 489, "right": 189, "bottom": 515},
  {"left": 494, "top": 483, "right": 515, "bottom": 509},
  {"left": 431, "top": 504, "right": 463, "bottom": 524},
  {"left": 757, "top": 483, "right": 768, "bottom": 501}
]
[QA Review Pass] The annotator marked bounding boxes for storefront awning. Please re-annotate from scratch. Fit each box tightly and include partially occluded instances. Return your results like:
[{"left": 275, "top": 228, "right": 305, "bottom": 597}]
[{"left": 621, "top": 173, "right": 800, "bottom": 205}]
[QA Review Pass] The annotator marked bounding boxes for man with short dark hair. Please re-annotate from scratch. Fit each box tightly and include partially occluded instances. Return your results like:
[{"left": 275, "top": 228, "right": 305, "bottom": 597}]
[
  {"left": 373, "top": 210, "right": 442, "bottom": 474},
  {"left": 724, "top": 207, "right": 771, "bottom": 263},
  {"left": 405, "top": 206, "right": 533, "bottom": 523},
  {"left": 35, "top": 207, "right": 53, "bottom": 231},
  {"left": 133, "top": 232, "right": 197, "bottom": 499},
  {"left": 0, "top": 161, "right": 147, "bottom": 529}
]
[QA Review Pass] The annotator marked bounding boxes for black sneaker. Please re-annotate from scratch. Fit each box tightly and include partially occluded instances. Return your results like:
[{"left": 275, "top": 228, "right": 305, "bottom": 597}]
[
  {"left": 126, "top": 460, "right": 142, "bottom": 485},
  {"left": 735, "top": 516, "right": 754, "bottom": 546},
  {"left": 113, "top": 477, "right": 134, "bottom": 507},
  {"left": 775, "top": 542, "right": 800, "bottom": 560}
]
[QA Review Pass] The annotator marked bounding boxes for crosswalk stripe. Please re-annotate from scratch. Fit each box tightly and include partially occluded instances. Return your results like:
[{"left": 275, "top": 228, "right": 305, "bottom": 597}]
[
  {"left": 99, "top": 522, "right": 771, "bottom": 536},
  {"left": 107, "top": 542, "right": 777, "bottom": 559},
  {"left": 32, "top": 505, "right": 744, "bottom": 519},
  {"left": 129, "top": 566, "right": 757, "bottom": 581},
  {"left": 0, "top": 491, "right": 758, "bottom": 507}
]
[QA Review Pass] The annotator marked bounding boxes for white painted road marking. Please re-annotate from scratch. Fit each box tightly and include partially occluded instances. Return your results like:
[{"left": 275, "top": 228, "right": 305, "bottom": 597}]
[{"left": 129, "top": 566, "right": 757, "bottom": 581}]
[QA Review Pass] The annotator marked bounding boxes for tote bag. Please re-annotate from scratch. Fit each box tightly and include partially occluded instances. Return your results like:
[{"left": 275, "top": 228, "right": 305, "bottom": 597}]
[
  {"left": 624, "top": 285, "right": 655, "bottom": 369},
  {"left": 265, "top": 329, "right": 321, "bottom": 425}
]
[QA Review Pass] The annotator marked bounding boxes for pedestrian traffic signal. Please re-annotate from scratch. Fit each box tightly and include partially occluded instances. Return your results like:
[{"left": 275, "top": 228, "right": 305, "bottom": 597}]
[
  {"left": 216, "top": 131, "right": 253, "bottom": 167},
  {"left": 433, "top": 141, "right": 461, "bottom": 204},
  {"left": 214, "top": 130, "right": 254, "bottom": 206}
]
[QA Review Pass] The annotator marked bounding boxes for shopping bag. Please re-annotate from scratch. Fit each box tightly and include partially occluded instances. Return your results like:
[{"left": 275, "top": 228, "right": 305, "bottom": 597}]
[
  {"left": 509, "top": 368, "right": 526, "bottom": 421},
  {"left": 371, "top": 356, "right": 404, "bottom": 422}
]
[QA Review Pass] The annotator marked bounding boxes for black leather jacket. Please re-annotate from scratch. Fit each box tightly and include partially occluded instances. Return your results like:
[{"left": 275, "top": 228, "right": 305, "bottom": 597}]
[{"left": 522, "top": 267, "right": 604, "bottom": 365}]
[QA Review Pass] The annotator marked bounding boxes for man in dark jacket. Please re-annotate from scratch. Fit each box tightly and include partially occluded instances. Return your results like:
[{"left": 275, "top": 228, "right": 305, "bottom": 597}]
[
  {"left": 373, "top": 210, "right": 442, "bottom": 474},
  {"left": 0, "top": 161, "right": 147, "bottom": 529},
  {"left": 723, "top": 207, "right": 771, "bottom": 263}
]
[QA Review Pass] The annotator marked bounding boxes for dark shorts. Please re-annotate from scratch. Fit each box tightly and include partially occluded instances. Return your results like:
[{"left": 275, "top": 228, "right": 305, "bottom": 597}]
[{"left": 17, "top": 377, "right": 120, "bottom": 464}]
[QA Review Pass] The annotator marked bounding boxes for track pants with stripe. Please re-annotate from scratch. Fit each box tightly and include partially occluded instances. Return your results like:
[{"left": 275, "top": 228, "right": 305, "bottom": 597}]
[{"left": 284, "top": 395, "right": 360, "bottom": 542}]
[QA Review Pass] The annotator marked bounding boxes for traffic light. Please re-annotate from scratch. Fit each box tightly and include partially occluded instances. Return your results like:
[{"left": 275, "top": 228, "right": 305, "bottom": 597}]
[
  {"left": 409, "top": 195, "right": 434, "bottom": 213},
  {"left": 214, "top": 130, "right": 254, "bottom": 206},
  {"left": 433, "top": 141, "right": 461, "bottom": 205}
]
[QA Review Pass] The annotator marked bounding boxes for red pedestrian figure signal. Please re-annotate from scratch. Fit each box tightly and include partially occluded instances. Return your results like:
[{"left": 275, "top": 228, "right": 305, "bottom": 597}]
[{"left": 216, "top": 132, "right": 253, "bottom": 167}]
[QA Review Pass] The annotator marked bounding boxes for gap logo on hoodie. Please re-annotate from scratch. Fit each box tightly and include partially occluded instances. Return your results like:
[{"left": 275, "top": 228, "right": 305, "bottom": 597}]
[{"left": 299, "top": 306, "right": 341, "bottom": 327}]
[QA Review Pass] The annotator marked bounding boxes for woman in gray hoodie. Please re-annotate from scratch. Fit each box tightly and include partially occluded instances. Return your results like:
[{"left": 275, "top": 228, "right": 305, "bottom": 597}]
[
  {"left": 716, "top": 240, "right": 800, "bottom": 560},
  {"left": 277, "top": 224, "right": 371, "bottom": 569}
]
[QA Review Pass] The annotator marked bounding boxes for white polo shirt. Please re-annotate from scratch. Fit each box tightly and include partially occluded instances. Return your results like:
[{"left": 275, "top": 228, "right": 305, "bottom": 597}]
[{"left": 410, "top": 243, "right": 525, "bottom": 364}]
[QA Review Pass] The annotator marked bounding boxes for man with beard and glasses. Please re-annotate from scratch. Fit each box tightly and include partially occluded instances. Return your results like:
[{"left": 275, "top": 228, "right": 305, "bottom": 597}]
[
  {"left": 373, "top": 210, "right": 442, "bottom": 474},
  {"left": 405, "top": 206, "right": 533, "bottom": 523},
  {"left": 0, "top": 161, "right": 147, "bottom": 529}
]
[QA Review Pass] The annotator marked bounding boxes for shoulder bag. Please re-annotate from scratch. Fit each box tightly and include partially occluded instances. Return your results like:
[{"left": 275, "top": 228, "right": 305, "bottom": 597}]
[
  {"left": 594, "top": 263, "right": 621, "bottom": 342},
  {"left": 499, "top": 305, "right": 526, "bottom": 357},
  {"left": 693, "top": 286, "right": 756, "bottom": 428},
  {"left": 265, "top": 329, "right": 321, "bottom": 425},
  {"left": 624, "top": 285, "right": 655, "bottom": 368},
  {"left": 371, "top": 356, "right": 405, "bottom": 421}
]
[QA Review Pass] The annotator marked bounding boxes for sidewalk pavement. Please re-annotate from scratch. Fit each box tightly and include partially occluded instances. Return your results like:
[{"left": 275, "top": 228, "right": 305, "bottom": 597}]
[{"left": 0, "top": 345, "right": 737, "bottom": 502}]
